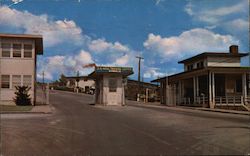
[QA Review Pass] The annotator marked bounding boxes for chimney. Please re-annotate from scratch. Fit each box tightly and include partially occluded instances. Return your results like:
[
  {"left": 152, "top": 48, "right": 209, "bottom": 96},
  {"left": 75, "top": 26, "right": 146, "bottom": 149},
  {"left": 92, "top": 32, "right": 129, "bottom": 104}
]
[{"left": 229, "top": 45, "right": 238, "bottom": 54}]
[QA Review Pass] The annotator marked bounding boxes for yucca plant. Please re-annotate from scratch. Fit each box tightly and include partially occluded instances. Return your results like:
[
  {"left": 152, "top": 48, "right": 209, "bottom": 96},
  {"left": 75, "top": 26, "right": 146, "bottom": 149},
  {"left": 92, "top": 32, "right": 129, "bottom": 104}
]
[{"left": 13, "top": 86, "right": 32, "bottom": 106}]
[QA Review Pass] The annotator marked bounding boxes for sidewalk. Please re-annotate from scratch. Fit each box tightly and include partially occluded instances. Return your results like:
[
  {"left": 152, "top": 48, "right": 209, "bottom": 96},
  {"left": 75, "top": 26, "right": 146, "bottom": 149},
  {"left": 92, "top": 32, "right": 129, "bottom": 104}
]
[
  {"left": 127, "top": 100, "right": 250, "bottom": 116},
  {"left": 0, "top": 105, "right": 53, "bottom": 114}
]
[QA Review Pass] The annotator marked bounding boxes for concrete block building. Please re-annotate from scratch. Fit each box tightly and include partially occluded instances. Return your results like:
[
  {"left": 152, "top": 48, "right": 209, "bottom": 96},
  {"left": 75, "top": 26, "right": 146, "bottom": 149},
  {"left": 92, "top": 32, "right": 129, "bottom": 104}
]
[
  {"left": 0, "top": 33, "right": 43, "bottom": 105},
  {"left": 89, "top": 66, "right": 133, "bottom": 106},
  {"left": 152, "top": 45, "right": 250, "bottom": 110}
]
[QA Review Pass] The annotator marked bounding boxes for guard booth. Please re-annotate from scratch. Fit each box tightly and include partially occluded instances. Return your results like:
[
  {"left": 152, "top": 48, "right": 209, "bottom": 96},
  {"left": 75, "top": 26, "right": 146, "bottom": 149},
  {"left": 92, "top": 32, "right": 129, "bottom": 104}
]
[{"left": 88, "top": 66, "right": 133, "bottom": 106}]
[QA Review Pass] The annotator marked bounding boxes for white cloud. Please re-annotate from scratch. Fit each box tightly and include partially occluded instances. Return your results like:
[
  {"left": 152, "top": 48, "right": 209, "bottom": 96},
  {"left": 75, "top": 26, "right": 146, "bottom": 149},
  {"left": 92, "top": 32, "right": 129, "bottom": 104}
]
[
  {"left": 185, "top": 0, "right": 248, "bottom": 24},
  {"left": 114, "top": 54, "right": 129, "bottom": 66},
  {"left": 0, "top": 6, "right": 84, "bottom": 47},
  {"left": 202, "top": 1, "right": 246, "bottom": 17},
  {"left": 143, "top": 67, "right": 165, "bottom": 79},
  {"left": 88, "top": 38, "right": 129, "bottom": 53},
  {"left": 184, "top": 2, "right": 194, "bottom": 16},
  {"left": 144, "top": 28, "right": 238, "bottom": 60},
  {"left": 38, "top": 50, "right": 94, "bottom": 80},
  {"left": 224, "top": 19, "right": 249, "bottom": 32}
]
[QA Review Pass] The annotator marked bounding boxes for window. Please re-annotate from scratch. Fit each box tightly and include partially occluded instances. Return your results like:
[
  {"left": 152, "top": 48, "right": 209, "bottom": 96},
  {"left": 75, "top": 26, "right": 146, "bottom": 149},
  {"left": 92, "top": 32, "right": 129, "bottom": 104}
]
[
  {"left": 109, "top": 78, "right": 117, "bottom": 92},
  {"left": 12, "top": 75, "right": 21, "bottom": 89},
  {"left": 13, "top": 43, "right": 22, "bottom": 58},
  {"left": 24, "top": 44, "right": 32, "bottom": 58},
  {"left": 187, "top": 64, "right": 193, "bottom": 71},
  {"left": 1, "top": 75, "right": 10, "bottom": 88},
  {"left": 197, "top": 61, "right": 204, "bottom": 69},
  {"left": 23, "top": 75, "right": 32, "bottom": 87},
  {"left": 1, "top": 43, "right": 11, "bottom": 57}
]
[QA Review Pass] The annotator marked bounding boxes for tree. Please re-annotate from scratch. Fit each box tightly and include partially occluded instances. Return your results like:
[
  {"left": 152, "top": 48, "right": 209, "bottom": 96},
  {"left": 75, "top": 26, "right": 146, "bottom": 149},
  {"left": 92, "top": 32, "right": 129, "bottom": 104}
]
[
  {"left": 13, "top": 86, "right": 32, "bottom": 106},
  {"left": 59, "top": 74, "right": 67, "bottom": 86}
]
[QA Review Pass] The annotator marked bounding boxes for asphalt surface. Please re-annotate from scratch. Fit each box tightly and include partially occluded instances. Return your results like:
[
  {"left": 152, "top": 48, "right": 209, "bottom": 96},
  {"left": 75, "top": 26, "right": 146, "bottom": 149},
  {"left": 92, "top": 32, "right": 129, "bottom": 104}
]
[{"left": 1, "top": 90, "right": 250, "bottom": 155}]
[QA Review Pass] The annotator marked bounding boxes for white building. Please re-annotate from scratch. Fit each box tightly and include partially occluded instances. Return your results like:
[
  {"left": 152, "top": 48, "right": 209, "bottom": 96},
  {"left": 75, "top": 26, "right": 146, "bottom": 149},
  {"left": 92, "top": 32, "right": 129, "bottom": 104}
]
[
  {"left": 152, "top": 45, "right": 250, "bottom": 110},
  {"left": 0, "top": 33, "right": 43, "bottom": 105},
  {"left": 65, "top": 76, "right": 95, "bottom": 93},
  {"left": 88, "top": 66, "right": 133, "bottom": 106}
]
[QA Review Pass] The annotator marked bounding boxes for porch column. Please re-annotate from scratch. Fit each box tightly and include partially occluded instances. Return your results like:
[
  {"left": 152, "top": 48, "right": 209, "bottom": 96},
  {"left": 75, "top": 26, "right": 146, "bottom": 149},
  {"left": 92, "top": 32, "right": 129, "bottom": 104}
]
[
  {"left": 208, "top": 71, "right": 214, "bottom": 108},
  {"left": 212, "top": 72, "right": 215, "bottom": 107},
  {"left": 242, "top": 73, "right": 247, "bottom": 104},
  {"left": 196, "top": 76, "right": 199, "bottom": 97},
  {"left": 193, "top": 77, "right": 196, "bottom": 103},
  {"left": 178, "top": 81, "right": 182, "bottom": 104}
]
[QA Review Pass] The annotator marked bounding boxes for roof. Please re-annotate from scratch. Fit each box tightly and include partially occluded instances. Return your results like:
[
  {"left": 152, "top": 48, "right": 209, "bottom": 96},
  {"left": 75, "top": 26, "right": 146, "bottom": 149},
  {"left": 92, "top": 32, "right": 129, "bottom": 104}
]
[
  {"left": 127, "top": 79, "right": 159, "bottom": 87},
  {"left": 88, "top": 66, "right": 134, "bottom": 79},
  {"left": 65, "top": 76, "right": 92, "bottom": 80},
  {"left": 0, "top": 33, "right": 43, "bottom": 55},
  {"left": 178, "top": 52, "right": 249, "bottom": 64},
  {"left": 151, "top": 66, "right": 250, "bottom": 83}
]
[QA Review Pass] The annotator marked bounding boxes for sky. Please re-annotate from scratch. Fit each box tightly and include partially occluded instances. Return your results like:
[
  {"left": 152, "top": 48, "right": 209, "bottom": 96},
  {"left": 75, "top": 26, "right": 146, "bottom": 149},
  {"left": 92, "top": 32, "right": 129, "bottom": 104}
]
[{"left": 0, "top": 0, "right": 249, "bottom": 82}]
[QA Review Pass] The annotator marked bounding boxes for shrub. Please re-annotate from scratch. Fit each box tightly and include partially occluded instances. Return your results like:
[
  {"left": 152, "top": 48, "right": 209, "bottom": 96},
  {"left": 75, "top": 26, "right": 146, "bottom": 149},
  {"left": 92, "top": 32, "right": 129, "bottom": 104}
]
[{"left": 13, "top": 86, "right": 32, "bottom": 106}]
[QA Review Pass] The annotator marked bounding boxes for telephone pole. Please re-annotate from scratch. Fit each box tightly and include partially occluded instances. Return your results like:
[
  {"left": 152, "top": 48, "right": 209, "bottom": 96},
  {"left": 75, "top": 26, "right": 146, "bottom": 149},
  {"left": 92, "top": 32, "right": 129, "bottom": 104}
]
[
  {"left": 42, "top": 71, "right": 45, "bottom": 90},
  {"left": 136, "top": 56, "right": 144, "bottom": 95}
]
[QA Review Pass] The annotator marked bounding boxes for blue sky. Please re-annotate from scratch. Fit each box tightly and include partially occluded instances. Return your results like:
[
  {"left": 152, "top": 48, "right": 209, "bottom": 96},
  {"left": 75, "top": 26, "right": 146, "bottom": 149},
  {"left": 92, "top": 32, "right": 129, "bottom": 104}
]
[{"left": 0, "top": 0, "right": 249, "bottom": 82}]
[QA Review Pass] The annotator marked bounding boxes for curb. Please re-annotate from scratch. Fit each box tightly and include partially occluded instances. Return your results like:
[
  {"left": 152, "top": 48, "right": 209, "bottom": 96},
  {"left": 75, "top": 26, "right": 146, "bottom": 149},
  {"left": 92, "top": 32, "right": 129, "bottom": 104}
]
[
  {"left": 0, "top": 111, "right": 52, "bottom": 114},
  {"left": 196, "top": 108, "right": 250, "bottom": 116},
  {"left": 0, "top": 106, "right": 54, "bottom": 115},
  {"left": 128, "top": 102, "right": 250, "bottom": 116}
]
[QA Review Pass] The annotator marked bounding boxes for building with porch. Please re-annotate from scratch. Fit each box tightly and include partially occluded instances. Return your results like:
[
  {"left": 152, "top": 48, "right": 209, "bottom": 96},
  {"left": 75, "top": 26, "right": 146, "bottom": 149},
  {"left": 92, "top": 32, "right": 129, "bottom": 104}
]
[
  {"left": 152, "top": 45, "right": 250, "bottom": 110},
  {"left": 0, "top": 33, "right": 43, "bottom": 105}
]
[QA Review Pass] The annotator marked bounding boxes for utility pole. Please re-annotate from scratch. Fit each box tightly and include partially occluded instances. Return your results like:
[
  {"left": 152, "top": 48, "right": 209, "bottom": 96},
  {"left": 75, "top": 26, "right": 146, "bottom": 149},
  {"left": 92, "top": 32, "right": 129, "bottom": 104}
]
[
  {"left": 136, "top": 56, "right": 144, "bottom": 96},
  {"left": 76, "top": 71, "right": 80, "bottom": 93},
  {"left": 42, "top": 71, "right": 45, "bottom": 91},
  {"left": 42, "top": 71, "right": 46, "bottom": 105}
]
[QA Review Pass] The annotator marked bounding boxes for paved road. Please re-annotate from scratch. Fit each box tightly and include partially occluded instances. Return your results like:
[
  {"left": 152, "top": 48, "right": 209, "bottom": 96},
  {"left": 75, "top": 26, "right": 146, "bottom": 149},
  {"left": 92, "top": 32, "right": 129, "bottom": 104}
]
[{"left": 1, "top": 90, "right": 250, "bottom": 155}]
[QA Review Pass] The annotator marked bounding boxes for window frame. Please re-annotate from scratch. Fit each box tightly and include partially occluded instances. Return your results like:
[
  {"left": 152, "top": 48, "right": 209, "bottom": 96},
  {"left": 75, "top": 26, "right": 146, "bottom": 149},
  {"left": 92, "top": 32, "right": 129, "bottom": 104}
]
[
  {"left": 23, "top": 75, "right": 32, "bottom": 87},
  {"left": 109, "top": 78, "right": 117, "bottom": 92},
  {"left": 12, "top": 43, "right": 22, "bottom": 58},
  {"left": 23, "top": 44, "right": 33, "bottom": 58},
  {"left": 1, "top": 42, "right": 11, "bottom": 58},
  {"left": 1, "top": 75, "right": 10, "bottom": 89},
  {"left": 12, "top": 75, "right": 21, "bottom": 89}
]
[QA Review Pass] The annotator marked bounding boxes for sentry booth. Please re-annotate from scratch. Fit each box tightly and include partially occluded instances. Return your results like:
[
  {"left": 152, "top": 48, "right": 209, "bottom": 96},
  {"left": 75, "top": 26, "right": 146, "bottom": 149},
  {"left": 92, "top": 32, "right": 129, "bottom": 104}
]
[{"left": 88, "top": 66, "right": 133, "bottom": 106}]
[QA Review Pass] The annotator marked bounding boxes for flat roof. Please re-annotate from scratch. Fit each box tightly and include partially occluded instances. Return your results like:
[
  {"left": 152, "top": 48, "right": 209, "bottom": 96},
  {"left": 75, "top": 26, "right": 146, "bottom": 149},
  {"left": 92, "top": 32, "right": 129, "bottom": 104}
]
[
  {"left": 151, "top": 66, "right": 250, "bottom": 83},
  {"left": 88, "top": 66, "right": 134, "bottom": 79},
  {"left": 178, "top": 52, "right": 249, "bottom": 64},
  {"left": 0, "top": 33, "right": 43, "bottom": 55}
]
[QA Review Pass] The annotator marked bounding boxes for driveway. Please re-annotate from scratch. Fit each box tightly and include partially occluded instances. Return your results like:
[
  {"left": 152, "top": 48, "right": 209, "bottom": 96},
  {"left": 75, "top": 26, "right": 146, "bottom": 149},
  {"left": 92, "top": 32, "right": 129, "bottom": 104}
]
[{"left": 1, "top": 90, "right": 249, "bottom": 155}]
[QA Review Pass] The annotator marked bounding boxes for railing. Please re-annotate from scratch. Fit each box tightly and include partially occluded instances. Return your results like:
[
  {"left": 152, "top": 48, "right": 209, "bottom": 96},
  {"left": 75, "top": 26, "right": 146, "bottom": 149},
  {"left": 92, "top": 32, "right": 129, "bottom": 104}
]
[
  {"left": 178, "top": 96, "right": 249, "bottom": 107},
  {"left": 215, "top": 96, "right": 243, "bottom": 106},
  {"left": 245, "top": 96, "right": 250, "bottom": 105},
  {"left": 178, "top": 96, "right": 208, "bottom": 106}
]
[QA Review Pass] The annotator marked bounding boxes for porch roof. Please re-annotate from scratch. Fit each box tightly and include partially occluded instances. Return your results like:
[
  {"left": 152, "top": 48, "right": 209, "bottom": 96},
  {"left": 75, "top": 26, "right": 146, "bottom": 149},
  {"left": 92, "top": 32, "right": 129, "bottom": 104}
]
[
  {"left": 151, "top": 66, "right": 250, "bottom": 83},
  {"left": 178, "top": 52, "right": 249, "bottom": 64}
]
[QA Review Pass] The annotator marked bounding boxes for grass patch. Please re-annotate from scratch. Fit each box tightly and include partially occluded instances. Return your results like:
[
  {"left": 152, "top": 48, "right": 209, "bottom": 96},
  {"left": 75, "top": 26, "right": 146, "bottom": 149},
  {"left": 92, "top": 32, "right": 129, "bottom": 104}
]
[{"left": 0, "top": 105, "right": 33, "bottom": 112}]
